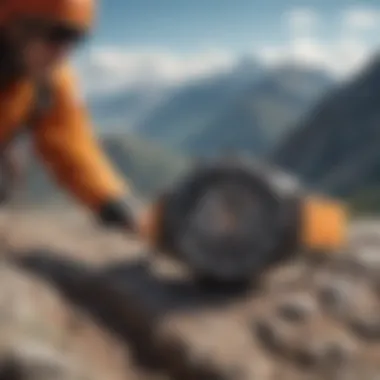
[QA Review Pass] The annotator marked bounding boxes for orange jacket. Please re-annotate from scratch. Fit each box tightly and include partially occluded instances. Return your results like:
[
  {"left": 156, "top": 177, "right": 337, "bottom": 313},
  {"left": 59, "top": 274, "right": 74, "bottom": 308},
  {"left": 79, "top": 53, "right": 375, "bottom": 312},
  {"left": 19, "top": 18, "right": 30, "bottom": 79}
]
[{"left": 0, "top": 64, "right": 128, "bottom": 215}]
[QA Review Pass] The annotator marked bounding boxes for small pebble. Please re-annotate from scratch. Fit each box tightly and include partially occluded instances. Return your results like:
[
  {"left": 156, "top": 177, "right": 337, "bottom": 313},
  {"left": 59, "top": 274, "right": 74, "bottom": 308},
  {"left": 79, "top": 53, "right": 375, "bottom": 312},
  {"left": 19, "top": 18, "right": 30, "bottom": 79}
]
[
  {"left": 317, "top": 277, "right": 353, "bottom": 317},
  {"left": 350, "top": 316, "right": 380, "bottom": 342},
  {"left": 276, "top": 294, "right": 317, "bottom": 323}
]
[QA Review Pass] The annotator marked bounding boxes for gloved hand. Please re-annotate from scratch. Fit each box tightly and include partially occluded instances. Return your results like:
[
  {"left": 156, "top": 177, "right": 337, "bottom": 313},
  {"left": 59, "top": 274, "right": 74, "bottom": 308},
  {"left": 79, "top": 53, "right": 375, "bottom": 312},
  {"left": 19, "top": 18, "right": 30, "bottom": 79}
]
[{"left": 98, "top": 194, "right": 142, "bottom": 234}]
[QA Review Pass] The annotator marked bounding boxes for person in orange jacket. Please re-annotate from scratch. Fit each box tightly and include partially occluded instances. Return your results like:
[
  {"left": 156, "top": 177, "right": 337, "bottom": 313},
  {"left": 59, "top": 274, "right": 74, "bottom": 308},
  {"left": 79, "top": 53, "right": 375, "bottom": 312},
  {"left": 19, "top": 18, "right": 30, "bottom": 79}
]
[{"left": 0, "top": 0, "right": 140, "bottom": 232}]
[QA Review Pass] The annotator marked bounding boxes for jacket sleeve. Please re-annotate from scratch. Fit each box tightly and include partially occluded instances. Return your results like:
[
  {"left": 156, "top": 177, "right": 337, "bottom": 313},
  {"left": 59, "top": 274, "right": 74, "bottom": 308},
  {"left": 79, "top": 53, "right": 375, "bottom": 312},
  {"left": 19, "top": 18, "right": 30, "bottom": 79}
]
[{"left": 31, "top": 66, "right": 132, "bottom": 224}]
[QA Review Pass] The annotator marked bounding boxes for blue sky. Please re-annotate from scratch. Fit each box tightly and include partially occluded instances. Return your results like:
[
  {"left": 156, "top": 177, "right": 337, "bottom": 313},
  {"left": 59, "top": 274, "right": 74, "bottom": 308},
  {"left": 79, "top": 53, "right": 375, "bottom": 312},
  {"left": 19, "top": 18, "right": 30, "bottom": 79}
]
[
  {"left": 94, "top": 0, "right": 379, "bottom": 51},
  {"left": 76, "top": 0, "right": 380, "bottom": 95}
]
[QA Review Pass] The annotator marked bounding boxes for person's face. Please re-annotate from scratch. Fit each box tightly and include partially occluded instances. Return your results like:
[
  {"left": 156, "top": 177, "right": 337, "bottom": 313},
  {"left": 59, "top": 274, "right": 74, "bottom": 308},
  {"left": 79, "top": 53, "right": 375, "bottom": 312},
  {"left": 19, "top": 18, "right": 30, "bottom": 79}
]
[{"left": 6, "top": 18, "right": 86, "bottom": 79}]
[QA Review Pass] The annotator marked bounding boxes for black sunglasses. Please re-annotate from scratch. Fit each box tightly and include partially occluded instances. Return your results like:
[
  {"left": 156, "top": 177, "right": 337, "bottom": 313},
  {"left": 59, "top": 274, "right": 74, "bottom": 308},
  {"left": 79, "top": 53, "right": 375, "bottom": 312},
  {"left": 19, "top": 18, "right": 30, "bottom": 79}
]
[
  {"left": 20, "top": 19, "right": 87, "bottom": 45},
  {"left": 44, "top": 25, "right": 86, "bottom": 45}
]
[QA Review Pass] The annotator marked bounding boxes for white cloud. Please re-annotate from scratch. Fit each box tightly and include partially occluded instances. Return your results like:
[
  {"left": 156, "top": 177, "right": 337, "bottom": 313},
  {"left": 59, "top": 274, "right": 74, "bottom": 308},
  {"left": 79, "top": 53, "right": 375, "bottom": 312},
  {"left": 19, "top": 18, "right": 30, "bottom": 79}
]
[
  {"left": 75, "top": 47, "right": 237, "bottom": 96},
  {"left": 342, "top": 7, "right": 380, "bottom": 31},
  {"left": 257, "top": 36, "right": 372, "bottom": 78},
  {"left": 257, "top": 7, "right": 380, "bottom": 79},
  {"left": 284, "top": 8, "right": 319, "bottom": 36}
]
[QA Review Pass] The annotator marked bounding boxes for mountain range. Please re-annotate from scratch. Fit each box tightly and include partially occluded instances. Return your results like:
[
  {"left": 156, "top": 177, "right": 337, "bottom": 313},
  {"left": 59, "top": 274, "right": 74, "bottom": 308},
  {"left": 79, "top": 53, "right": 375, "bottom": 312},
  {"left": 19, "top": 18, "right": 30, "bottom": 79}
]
[
  {"left": 271, "top": 54, "right": 380, "bottom": 204},
  {"left": 90, "top": 58, "right": 334, "bottom": 157},
  {"left": 181, "top": 64, "right": 333, "bottom": 157}
]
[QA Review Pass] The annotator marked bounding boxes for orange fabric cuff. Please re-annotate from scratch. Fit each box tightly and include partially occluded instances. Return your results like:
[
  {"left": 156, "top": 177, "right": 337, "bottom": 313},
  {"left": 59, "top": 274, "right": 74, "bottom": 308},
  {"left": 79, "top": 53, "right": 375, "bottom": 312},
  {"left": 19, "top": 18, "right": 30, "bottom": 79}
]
[{"left": 299, "top": 195, "right": 348, "bottom": 252}]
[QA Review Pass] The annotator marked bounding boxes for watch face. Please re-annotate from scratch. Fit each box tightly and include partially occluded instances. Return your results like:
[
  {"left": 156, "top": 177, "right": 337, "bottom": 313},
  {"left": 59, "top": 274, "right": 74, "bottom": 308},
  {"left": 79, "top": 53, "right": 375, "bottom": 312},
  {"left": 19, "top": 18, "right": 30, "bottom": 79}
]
[{"left": 168, "top": 159, "right": 292, "bottom": 282}]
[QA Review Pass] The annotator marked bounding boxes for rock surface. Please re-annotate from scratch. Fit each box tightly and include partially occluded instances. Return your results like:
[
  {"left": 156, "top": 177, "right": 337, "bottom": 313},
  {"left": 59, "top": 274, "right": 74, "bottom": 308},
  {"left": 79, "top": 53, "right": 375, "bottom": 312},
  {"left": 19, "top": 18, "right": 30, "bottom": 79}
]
[{"left": 0, "top": 208, "right": 377, "bottom": 380}]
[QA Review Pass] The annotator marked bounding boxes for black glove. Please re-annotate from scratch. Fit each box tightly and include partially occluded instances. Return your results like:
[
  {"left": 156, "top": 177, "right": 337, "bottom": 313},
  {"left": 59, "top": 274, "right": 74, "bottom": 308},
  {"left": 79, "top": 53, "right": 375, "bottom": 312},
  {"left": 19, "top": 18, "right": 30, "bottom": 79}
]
[{"left": 97, "top": 195, "right": 142, "bottom": 233}]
